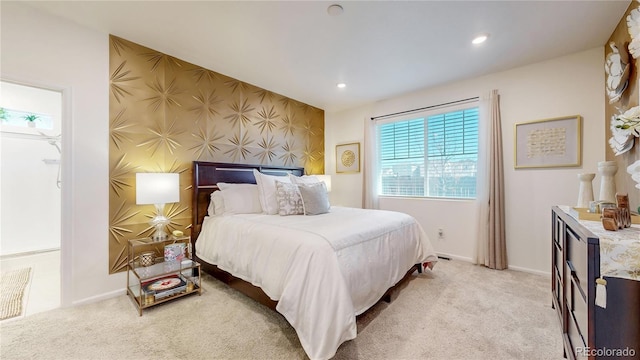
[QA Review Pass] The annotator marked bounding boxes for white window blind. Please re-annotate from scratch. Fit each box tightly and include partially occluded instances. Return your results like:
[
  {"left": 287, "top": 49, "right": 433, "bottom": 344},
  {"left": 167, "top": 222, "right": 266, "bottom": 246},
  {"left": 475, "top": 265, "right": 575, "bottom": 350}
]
[{"left": 377, "top": 106, "right": 479, "bottom": 199}]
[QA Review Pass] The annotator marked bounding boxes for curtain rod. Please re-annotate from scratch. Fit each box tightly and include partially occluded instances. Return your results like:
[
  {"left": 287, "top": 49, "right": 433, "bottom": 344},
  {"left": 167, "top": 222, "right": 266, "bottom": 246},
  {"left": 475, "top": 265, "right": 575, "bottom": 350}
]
[{"left": 370, "top": 96, "right": 479, "bottom": 121}]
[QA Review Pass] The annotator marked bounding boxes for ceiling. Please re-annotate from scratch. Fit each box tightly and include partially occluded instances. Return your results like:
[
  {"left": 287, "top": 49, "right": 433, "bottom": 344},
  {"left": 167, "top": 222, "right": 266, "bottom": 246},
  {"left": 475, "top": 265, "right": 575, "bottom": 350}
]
[{"left": 23, "top": 1, "right": 630, "bottom": 112}]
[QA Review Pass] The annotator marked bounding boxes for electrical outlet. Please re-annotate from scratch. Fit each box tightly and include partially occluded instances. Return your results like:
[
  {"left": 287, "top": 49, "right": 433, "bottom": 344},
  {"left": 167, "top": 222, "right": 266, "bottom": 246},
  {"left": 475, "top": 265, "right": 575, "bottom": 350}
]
[{"left": 438, "top": 228, "right": 444, "bottom": 240}]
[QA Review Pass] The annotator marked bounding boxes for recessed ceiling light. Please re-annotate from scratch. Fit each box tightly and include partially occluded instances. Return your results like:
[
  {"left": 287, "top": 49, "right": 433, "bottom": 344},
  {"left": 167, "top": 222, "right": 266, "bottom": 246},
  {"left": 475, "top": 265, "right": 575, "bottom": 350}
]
[
  {"left": 337, "top": 83, "right": 346, "bottom": 89},
  {"left": 327, "top": 4, "right": 344, "bottom": 16},
  {"left": 472, "top": 34, "right": 489, "bottom": 45}
]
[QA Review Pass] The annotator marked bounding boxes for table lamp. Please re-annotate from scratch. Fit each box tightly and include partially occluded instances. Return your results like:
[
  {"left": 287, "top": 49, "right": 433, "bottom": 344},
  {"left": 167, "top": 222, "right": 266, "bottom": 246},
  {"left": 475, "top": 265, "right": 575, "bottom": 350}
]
[{"left": 136, "top": 173, "right": 179, "bottom": 241}]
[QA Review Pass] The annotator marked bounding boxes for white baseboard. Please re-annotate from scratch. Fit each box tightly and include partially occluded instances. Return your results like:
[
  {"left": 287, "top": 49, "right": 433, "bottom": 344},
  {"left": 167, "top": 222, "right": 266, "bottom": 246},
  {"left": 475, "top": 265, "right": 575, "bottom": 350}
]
[
  {"left": 435, "top": 252, "right": 474, "bottom": 263},
  {"left": 436, "top": 252, "right": 552, "bottom": 278},
  {"left": 71, "top": 288, "right": 125, "bottom": 307},
  {"left": 0, "top": 247, "right": 60, "bottom": 259},
  {"left": 507, "top": 264, "right": 551, "bottom": 278}
]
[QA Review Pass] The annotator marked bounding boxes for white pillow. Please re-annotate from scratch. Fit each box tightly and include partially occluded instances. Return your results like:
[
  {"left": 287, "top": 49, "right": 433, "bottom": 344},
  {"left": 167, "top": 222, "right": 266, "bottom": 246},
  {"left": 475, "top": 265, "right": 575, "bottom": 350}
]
[
  {"left": 253, "top": 169, "right": 291, "bottom": 215},
  {"left": 217, "top": 183, "right": 262, "bottom": 214},
  {"left": 207, "top": 191, "right": 226, "bottom": 216},
  {"left": 212, "top": 191, "right": 225, "bottom": 215},
  {"left": 207, "top": 192, "right": 216, "bottom": 216},
  {"left": 288, "top": 174, "right": 320, "bottom": 185}
]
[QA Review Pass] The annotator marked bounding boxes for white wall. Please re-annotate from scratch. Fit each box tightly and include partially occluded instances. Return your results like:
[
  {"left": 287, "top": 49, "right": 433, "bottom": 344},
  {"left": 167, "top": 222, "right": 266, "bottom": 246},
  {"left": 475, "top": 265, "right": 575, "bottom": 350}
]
[
  {"left": 1, "top": 2, "right": 121, "bottom": 304},
  {"left": 326, "top": 47, "right": 606, "bottom": 274},
  {"left": 1, "top": 82, "right": 62, "bottom": 255},
  {"left": 1, "top": 133, "right": 62, "bottom": 254}
]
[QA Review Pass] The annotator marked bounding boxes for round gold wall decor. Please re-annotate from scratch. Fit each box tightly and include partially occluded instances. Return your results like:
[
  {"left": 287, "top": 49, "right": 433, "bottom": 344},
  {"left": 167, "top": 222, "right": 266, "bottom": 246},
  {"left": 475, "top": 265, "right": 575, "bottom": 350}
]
[{"left": 341, "top": 150, "right": 356, "bottom": 167}]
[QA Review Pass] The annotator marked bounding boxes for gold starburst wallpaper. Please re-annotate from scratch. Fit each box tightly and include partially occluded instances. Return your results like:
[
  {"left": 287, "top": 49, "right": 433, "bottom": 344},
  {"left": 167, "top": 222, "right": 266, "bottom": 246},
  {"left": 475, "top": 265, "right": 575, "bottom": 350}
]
[{"left": 109, "top": 36, "right": 324, "bottom": 273}]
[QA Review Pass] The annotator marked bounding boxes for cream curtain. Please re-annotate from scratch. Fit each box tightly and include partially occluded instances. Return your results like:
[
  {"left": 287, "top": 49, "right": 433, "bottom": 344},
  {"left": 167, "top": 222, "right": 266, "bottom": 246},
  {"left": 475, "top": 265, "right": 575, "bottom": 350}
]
[
  {"left": 362, "top": 116, "right": 379, "bottom": 209},
  {"left": 476, "top": 90, "right": 507, "bottom": 269}
]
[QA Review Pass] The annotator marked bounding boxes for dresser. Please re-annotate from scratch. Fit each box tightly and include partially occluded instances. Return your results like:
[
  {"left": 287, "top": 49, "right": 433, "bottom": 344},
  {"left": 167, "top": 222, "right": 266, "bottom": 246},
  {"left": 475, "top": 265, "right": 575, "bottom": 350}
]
[{"left": 552, "top": 206, "right": 640, "bottom": 359}]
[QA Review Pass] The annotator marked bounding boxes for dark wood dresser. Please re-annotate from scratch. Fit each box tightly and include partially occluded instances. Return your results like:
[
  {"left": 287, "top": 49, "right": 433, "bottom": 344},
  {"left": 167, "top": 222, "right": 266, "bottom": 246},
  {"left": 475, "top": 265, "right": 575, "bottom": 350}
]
[{"left": 552, "top": 206, "right": 640, "bottom": 359}]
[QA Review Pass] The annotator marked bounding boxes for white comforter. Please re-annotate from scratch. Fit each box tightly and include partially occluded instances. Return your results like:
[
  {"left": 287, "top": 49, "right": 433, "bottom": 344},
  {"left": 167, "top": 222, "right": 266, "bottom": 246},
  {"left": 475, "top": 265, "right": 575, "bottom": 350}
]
[{"left": 196, "top": 206, "right": 437, "bottom": 360}]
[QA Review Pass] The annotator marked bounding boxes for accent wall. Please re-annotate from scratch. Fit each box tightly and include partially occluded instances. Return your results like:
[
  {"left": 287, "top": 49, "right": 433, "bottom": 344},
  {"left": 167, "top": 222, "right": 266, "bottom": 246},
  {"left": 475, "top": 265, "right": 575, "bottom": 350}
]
[{"left": 108, "top": 36, "right": 324, "bottom": 273}]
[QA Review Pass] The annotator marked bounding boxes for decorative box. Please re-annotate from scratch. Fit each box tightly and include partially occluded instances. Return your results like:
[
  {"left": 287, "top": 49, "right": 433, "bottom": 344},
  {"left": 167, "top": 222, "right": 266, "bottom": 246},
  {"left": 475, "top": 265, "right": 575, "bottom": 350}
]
[{"left": 164, "top": 243, "right": 186, "bottom": 262}]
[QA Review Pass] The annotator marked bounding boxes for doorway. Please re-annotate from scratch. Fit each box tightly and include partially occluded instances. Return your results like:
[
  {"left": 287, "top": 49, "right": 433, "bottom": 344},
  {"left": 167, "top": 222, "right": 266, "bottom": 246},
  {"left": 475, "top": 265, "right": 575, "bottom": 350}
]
[{"left": 0, "top": 80, "right": 63, "bottom": 317}]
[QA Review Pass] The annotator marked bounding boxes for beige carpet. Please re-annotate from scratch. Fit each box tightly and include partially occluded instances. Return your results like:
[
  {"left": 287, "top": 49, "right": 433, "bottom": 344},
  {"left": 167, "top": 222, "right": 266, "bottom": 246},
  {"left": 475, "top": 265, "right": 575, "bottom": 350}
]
[
  {"left": 0, "top": 260, "right": 563, "bottom": 359},
  {"left": 0, "top": 268, "right": 31, "bottom": 321}
]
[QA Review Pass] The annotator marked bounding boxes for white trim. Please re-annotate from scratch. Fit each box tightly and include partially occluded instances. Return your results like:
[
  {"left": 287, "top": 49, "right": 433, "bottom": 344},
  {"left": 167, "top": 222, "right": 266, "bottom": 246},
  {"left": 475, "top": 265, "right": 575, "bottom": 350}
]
[
  {"left": 507, "top": 264, "right": 551, "bottom": 278},
  {"left": 436, "top": 252, "right": 552, "bottom": 278},
  {"left": 435, "top": 252, "right": 474, "bottom": 263},
  {"left": 60, "top": 85, "right": 73, "bottom": 308},
  {"left": 0, "top": 247, "right": 60, "bottom": 259},
  {"left": 72, "top": 288, "right": 125, "bottom": 307},
  {"left": 1, "top": 76, "right": 73, "bottom": 308},
  {"left": 373, "top": 98, "right": 479, "bottom": 125}
]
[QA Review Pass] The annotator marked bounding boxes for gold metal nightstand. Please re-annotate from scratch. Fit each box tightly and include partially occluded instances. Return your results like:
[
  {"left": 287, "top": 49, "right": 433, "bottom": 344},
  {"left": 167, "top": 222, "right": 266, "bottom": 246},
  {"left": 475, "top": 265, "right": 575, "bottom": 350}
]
[{"left": 126, "top": 235, "right": 201, "bottom": 315}]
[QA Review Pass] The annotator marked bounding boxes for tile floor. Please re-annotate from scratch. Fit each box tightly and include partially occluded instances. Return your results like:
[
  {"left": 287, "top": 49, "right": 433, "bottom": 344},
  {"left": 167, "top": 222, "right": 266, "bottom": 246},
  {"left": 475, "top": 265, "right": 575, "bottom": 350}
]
[{"left": 0, "top": 250, "right": 60, "bottom": 320}]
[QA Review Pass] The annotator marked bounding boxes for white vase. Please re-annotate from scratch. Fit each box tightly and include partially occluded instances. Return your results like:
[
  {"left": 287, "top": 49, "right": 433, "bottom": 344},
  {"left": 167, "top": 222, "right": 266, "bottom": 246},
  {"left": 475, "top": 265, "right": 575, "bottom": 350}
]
[
  {"left": 577, "top": 173, "right": 595, "bottom": 208},
  {"left": 598, "top": 161, "right": 618, "bottom": 203}
]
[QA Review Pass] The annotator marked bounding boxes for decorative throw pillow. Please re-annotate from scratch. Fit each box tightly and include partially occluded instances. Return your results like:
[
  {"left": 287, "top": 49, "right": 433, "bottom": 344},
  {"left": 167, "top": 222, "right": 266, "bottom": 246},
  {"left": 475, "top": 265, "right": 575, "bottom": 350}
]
[
  {"left": 217, "top": 183, "right": 262, "bottom": 214},
  {"left": 298, "top": 182, "right": 330, "bottom": 215},
  {"left": 253, "top": 169, "right": 291, "bottom": 215},
  {"left": 275, "top": 181, "right": 304, "bottom": 216}
]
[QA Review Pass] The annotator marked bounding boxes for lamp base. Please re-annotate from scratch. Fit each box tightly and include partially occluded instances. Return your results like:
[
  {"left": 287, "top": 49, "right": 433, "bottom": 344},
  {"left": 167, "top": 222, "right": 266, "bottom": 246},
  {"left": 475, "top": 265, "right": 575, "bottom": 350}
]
[
  {"left": 151, "top": 225, "right": 169, "bottom": 241},
  {"left": 150, "top": 203, "right": 170, "bottom": 242}
]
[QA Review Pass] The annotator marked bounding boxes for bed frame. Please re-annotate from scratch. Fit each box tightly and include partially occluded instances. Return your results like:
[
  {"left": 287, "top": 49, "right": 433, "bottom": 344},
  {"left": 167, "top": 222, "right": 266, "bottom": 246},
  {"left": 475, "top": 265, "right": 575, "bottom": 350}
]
[{"left": 191, "top": 161, "right": 422, "bottom": 311}]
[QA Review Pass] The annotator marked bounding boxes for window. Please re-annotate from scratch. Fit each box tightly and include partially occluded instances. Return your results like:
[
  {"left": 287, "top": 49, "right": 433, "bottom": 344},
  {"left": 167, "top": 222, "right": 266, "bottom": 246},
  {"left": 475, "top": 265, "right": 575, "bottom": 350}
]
[{"left": 377, "top": 107, "right": 479, "bottom": 199}]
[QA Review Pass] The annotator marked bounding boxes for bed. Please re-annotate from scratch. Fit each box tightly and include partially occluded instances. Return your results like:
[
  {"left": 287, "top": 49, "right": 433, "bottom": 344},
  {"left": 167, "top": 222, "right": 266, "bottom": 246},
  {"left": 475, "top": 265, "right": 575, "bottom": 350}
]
[{"left": 191, "top": 161, "right": 438, "bottom": 360}]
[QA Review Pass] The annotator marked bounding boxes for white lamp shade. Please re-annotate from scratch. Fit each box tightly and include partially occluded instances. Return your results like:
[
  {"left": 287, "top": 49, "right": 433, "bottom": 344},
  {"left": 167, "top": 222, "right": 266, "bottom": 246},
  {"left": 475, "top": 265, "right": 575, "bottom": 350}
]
[
  {"left": 136, "top": 173, "right": 179, "bottom": 205},
  {"left": 316, "top": 174, "right": 332, "bottom": 192}
]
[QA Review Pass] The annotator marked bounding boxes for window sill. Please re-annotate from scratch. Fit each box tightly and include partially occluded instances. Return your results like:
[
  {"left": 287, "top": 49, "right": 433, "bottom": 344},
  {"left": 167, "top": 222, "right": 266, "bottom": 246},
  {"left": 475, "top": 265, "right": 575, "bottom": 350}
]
[{"left": 378, "top": 195, "right": 476, "bottom": 202}]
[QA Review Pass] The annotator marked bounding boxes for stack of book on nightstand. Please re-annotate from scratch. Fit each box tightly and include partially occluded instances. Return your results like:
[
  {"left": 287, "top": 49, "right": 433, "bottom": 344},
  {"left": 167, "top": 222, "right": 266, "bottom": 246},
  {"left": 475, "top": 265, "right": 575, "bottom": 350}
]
[{"left": 142, "top": 274, "right": 188, "bottom": 300}]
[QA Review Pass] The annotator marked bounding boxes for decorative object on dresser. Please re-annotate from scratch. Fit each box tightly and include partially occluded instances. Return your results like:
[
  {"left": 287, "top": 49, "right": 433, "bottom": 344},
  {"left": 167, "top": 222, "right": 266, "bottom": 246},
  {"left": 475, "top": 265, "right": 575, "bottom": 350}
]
[
  {"left": 576, "top": 173, "right": 595, "bottom": 208},
  {"left": 570, "top": 205, "right": 640, "bottom": 225},
  {"left": 597, "top": 161, "right": 618, "bottom": 203},
  {"left": 135, "top": 173, "right": 180, "bottom": 241},
  {"left": 551, "top": 206, "right": 640, "bottom": 360},
  {"left": 597, "top": 193, "right": 632, "bottom": 232}
]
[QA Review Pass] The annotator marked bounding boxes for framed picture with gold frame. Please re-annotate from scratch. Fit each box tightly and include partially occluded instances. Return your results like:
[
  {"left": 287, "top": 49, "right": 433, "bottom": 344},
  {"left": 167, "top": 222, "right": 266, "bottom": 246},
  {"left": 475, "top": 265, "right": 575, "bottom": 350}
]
[
  {"left": 336, "top": 142, "right": 360, "bottom": 173},
  {"left": 514, "top": 115, "right": 582, "bottom": 169}
]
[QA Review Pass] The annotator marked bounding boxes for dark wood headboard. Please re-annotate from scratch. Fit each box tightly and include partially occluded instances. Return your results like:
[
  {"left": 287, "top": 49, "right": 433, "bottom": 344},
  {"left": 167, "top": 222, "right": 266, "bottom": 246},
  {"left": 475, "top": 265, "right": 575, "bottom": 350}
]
[{"left": 191, "top": 161, "right": 304, "bottom": 241}]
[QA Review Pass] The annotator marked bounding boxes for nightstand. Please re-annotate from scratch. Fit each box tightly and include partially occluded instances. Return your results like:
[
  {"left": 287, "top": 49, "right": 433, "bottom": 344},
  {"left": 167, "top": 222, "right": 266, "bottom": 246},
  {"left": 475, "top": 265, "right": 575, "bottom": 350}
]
[{"left": 126, "top": 235, "right": 201, "bottom": 315}]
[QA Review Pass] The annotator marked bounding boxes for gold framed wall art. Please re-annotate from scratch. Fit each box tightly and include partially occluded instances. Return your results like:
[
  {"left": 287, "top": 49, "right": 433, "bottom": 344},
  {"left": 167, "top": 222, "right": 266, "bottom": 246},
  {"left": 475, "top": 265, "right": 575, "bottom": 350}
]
[
  {"left": 514, "top": 115, "right": 582, "bottom": 169},
  {"left": 336, "top": 142, "right": 360, "bottom": 173}
]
